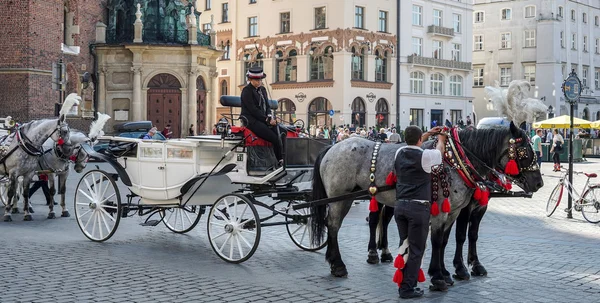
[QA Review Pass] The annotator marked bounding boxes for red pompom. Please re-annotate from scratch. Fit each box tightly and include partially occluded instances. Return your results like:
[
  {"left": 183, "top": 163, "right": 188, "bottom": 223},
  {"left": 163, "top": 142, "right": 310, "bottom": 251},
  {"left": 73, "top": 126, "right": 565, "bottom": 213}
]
[
  {"left": 386, "top": 171, "right": 397, "bottom": 186},
  {"left": 394, "top": 255, "right": 405, "bottom": 269},
  {"left": 418, "top": 268, "right": 426, "bottom": 283},
  {"left": 505, "top": 159, "right": 519, "bottom": 175},
  {"left": 442, "top": 198, "right": 451, "bottom": 213},
  {"left": 479, "top": 190, "right": 489, "bottom": 206},
  {"left": 473, "top": 187, "right": 482, "bottom": 200},
  {"left": 505, "top": 182, "right": 512, "bottom": 190},
  {"left": 57, "top": 138, "right": 65, "bottom": 146},
  {"left": 393, "top": 269, "right": 403, "bottom": 286},
  {"left": 369, "top": 196, "right": 379, "bottom": 212},
  {"left": 430, "top": 201, "right": 440, "bottom": 216},
  {"left": 69, "top": 155, "right": 77, "bottom": 161}
]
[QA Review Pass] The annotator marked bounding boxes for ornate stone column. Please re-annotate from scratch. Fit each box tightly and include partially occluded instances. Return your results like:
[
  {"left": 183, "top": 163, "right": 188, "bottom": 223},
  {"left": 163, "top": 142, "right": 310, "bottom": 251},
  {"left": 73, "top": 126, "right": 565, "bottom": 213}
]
[
  {"left": 188, "top": 69, "right": 198, "bottom": 135},
  {"left": 131, "top": 66, "right": 143, "bottom": 121},
  {"left": 188, "top": 10, "right": 198, "bottom": 45},
  {"left": 98, "top": 67, "right": 107, "bottom": 114},
  {"left": 208, "top": 68, "right": 218, "bottom": 130},
  {"left": 133, "top": 4, "right": 143, "bottom": 43}
]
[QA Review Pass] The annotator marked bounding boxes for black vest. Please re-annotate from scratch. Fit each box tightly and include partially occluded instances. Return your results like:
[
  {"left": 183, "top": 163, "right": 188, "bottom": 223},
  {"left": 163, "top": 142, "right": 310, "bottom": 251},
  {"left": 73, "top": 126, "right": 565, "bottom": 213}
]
[{"left": 395, "top": 147, "right": 431, "bottom": 201}]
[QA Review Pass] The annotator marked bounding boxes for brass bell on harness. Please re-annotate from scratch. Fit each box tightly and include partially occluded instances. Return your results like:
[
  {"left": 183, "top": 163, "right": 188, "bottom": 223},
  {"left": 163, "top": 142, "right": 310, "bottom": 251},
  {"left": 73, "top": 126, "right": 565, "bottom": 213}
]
[
  {"left": 509, "top": 138, "right": 515, "bottom": 144},
  {"left": 369, "top": 173, "right": 375, "bottom": 182},
  {"left": 369, "top": 186, "right": 378, "bottom": 195}
]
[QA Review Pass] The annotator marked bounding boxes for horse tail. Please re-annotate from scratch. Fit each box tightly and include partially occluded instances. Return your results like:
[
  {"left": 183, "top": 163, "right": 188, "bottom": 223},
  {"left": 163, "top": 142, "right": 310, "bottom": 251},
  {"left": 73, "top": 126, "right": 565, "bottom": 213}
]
[{"left": 310, "top": 145, "right": 332, "bottom": 247}]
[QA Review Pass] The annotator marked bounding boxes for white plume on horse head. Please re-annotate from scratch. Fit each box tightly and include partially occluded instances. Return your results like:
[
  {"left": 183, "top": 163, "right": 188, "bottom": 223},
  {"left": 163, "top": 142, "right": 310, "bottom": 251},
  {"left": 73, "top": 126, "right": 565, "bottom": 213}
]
[
  {"left": 59, "top": 93, "right": 81, "bottom": 118},
  {"left": 485, "top": 80, "right": 547, "bottom": 126},
  {"left": 89, "top": 113, "right": 111, "bottom": 141}
]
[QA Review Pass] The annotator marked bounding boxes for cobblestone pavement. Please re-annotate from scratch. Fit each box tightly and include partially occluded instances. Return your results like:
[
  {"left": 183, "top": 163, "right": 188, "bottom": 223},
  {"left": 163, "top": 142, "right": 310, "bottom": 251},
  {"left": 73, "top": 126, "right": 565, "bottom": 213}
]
[{"left": 1, "top": 159, "right": 600, "bottom": 303}]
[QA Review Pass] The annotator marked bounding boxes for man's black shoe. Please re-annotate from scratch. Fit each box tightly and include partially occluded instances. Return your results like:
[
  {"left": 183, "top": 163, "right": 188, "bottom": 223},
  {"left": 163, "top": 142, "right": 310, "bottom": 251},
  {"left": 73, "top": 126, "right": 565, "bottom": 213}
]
[{"left": 399, "top": 288, "right": 424, "bottom": 299}]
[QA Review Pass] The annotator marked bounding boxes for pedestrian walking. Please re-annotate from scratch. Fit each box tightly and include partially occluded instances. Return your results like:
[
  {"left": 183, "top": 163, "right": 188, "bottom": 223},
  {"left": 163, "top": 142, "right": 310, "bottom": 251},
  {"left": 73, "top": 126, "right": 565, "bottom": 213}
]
[
  {"left": 394, "top": 125, "right": 445, "bottom": 299},
  {"left": 188, "top": 124, "right": 195, "bottom": 136},
  {"left": 389, "top": 128, "right": 401, "bottom": 143},
  {"left": 531, "top": 129, "right": 543, "bottom": 168},
  {"left": 161, "top": 124, "right": 173, "bottom": 139},
  {"left": 550, "top": 129, "right": 564, "bottom": 171}
]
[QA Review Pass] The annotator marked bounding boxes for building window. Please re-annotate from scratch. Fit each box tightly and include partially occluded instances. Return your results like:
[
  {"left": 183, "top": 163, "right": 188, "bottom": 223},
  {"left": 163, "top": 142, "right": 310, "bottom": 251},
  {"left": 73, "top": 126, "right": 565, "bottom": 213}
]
[
  {"left": 315, "top": 7, "right": 327, "bottom": 29},
  {"left": 308, "top": 97, "right": 332, "bottom": 128},
  {"left": 243, "top": 53, "right": 264, "bottom": 82},
  {"left": 583, "top": 13, "right": 588, "bottom": 23},
  {"left": 500, "top": 67, "right": 512, "bottom": 86},
  {"left": 501, "top": 8, "right": 511, "bottom": 20},
  {"left": 206, "top": 0, "right": 211, "bottom": 10},
  {"left": 249, "top": 0, "right": 256, "bottom": 3},
  {"left": 596, "top": 16, "right": 599, "bottom": 26},
  {"left": 351, "top": 97, "right": 366, "bottom": 127},
  {"left": 275, "top": 49, "right": 297, "bottom": 82},
  {"left": 474, "top": 11, "right": 484, "bottom": 23},
  {"left": 410, "top": 108, "right": 424, "bottom": 127},
  {"left": 431, "top": 73, "right": 444, "bottom": 95},
  {"left": 412, "top": 5, "right": 422, "bottom": 26},
  {"left": 412, "top": 37, "right": 422, "bottom": 56},
  {"left": 355, "top": 6, "right": 365, "bottom": 29},
  {"left": 474, "top": 34, "right": 484, "bottom": 50},
  {"left": 351, "top": 46, "right": 365, "bottom": 80},
  {"left": 525, "top": 6, "right": 535, "bottom": 18},
  {"left": 596, "top": 38, "right": 599, "bottom": 53},
  {"left": 222, "top": 3, "right": 229, "bottom": 22},
  {"left": 595, "top": 70, "right": 599, "bottom": 89},
  {"left": 376, "top": 99, "right": 389, "bottom": 127},
  {"left": 450, "top": 75, "right": 463, "bottom": 96},
  {"left": 501, "top": 32, "right": 511, "bottom": 49},
  {"left": 473, "top": 67, "right": 484, "bottom": 86},
  {"left": 280, "top": 12, "right": 290, "bottom": 33},
  {"left": 220, "top": 80, "right": 228, "bottom": 96},
  {"left": 451, "top": 43, "right": 461, "bottom": 61},
  {"left": 409, "top": 71, "right": 424, "bottom": 94},
  {"left": 433, "top": 9, "right": 443, "bottom": 26},
  {"left": 221, "top": 40, "right": 230, "bottom": 60},
  {"left": 523, "top": 65, "right": 535, "bottom": 84},
  {"left": 558, "top": 6, "right": 564, "bottom": 18},
  {"left": 277, "top": 99, "right": 296, "bottom": 123},
  {"left": 202, "top": 23, "right": 211, "bottom": 34},
  {"left": 450, "top": 110, "right": 462, "bottom": 126},
  {"left": 560, "top": 31, "right": 565, "bottom": 48},
  {"left": 524, "top": 30, "right": 536, "bottom": 47},
  {"left": 248, "top": 17, "right": 258, "bottom": 37},
  {"left": 584, "top": 36, "right": 588, "bottom": 52},
  {"left": 572, "top": 33, "right": 577, "bottom": 50},
  {"left": 375, "top": 50, "right": 388, "bottom": 82},
  {"left": 453, "top": 14, "right": 461, "bottom": 33},
  {"left": 583, "top": 67, "right": 588, "bottom": 87},
  {"left": 378, "top": 11, "right": 388, "bottom": 32},
  {"left": 571, "top": 9, "right": 576, "bottom": 21},
  {"left": 433, "top": 40, "right": 443, "bottom": 59},
  {"left": 310, "top": 46, "right": 334, "bottom": 80}
]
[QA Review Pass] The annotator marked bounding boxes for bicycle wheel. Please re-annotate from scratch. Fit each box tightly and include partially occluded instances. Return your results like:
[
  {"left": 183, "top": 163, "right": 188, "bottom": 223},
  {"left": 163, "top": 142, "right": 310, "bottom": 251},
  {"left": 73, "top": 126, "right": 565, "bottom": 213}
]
[
  {"left": 581, "top": 186, "right": 600, "bottom": 224},
  {"left": 546, "top": 182, "right": 564, "bottom": 217}
]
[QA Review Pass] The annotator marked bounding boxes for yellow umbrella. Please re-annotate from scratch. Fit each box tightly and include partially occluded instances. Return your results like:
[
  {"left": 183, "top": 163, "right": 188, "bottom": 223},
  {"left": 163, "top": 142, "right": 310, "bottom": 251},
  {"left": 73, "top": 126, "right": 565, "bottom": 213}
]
[
  {"left": 532, "top": 115, "right": 592, "bottom": 129},
  {"left": 591, "top": 120, "right": 600, "bottom": 129}
]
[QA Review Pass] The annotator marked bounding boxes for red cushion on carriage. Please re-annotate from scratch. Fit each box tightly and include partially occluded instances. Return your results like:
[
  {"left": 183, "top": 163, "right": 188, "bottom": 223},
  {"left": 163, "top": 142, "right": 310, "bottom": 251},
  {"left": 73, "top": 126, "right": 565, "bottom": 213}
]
[{"left": 243, "top": 128, "right": 272, "bottom": 147}]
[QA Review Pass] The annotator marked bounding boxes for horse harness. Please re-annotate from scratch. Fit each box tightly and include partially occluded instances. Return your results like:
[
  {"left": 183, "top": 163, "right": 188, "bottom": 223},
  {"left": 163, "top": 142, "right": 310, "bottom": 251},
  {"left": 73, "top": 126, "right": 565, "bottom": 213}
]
[{"left": 0, "top": 124, "right": 66, "bottom": 174}]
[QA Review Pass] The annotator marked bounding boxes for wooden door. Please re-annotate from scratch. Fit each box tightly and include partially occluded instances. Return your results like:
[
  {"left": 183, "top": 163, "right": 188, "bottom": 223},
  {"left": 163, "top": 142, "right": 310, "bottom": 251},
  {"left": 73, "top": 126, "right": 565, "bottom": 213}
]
[
  {"left": 147, "top": 73, "right": 182, "bottom": 138},
  {"left": 196, "top": 76, "right": 207, "bottom": 135}
]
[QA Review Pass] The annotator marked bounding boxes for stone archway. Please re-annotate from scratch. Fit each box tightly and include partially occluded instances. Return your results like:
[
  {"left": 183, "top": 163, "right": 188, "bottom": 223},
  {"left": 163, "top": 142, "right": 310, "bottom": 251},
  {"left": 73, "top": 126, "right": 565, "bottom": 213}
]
[
  {"left": 196, "top": 76, "right": 207, "bottom": 135},
  {"left": 147, "top": 73, "right": 182, "bottom": 137}
]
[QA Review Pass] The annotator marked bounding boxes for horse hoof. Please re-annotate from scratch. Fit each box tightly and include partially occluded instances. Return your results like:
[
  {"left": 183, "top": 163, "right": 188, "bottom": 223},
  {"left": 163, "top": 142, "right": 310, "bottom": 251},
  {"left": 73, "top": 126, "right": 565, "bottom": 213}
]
[
  {"left": 11, "top": 208, "right": 19, "bottom": 214},
  {"left": 61, "top": 211, "right": 70, "bottom": 218},
  {"left": 29, "top": 207, "right": 35, "bottom": 213},
  {"left": 453, "top": 267, "right": 471, "bottom": 281},
  {"left": 443, "top": 275, "right": 455, "bottom": 286},
  {"left": 331, "top": 267, "right": 348, "bottom": 277},
  {"left": 429, "top": 279, "right": 449, "bottom": 292},
  {"left": 471, "top": 264, "right": 488, "bottom": 277},
  {"left": 23, "top": 214, "right": 33, "bottom": 221},
  {"left": 380, "top": 253, "right": 394, "bottom": 263},
  {"left": 47, "top": 213, "right": 56, "bottom": 219},
  {"left": 366, "top": 255, "right": 380, "bottom": 264},
  {"left": 3, "top": 216, "right": 12, "bottom": 222}
]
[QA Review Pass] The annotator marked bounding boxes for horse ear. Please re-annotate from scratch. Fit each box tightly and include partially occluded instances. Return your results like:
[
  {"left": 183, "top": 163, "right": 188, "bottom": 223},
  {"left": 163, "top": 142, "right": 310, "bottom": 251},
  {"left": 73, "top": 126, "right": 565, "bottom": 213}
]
[
  {"left": 509, "top": 121, "right": 519, "bottom": 135},
  {"left": 58, "top": 115, "right": 65, "bottom": 124}
]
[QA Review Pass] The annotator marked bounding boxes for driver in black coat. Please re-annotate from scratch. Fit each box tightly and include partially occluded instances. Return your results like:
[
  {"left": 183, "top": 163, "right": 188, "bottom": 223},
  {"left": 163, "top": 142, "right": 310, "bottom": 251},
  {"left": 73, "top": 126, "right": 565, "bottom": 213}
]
[{"left": 240, "top": 66, "right": 286, "bottom": 166}]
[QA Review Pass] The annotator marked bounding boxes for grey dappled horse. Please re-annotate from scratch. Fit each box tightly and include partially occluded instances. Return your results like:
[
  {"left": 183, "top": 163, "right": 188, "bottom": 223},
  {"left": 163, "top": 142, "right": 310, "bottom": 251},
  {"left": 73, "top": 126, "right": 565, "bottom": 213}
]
[
  {"left": 310, "top": 122, "right": 543, "bottom": 291},
  {"left": 1, "top": 118, "right": 73, "bottom": 221}
]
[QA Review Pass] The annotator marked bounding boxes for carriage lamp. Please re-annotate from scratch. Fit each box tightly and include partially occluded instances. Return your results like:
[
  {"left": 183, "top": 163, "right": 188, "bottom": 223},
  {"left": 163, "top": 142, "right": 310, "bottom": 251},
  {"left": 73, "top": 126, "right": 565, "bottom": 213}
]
[{"left": 216, "top": 117, "right": 230, "bottom": 137}]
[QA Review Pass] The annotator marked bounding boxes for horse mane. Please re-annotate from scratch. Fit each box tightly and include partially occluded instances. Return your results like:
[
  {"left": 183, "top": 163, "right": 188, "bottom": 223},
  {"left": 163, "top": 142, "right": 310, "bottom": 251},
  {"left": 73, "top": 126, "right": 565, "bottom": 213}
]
[{"left": 457, "top": 127, "right": 526, "bottom": 172}]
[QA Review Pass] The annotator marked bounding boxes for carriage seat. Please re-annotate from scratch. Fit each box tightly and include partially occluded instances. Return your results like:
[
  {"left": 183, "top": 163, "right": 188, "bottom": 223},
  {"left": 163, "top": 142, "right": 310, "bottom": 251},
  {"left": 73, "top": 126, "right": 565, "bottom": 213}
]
[
  {"left": 220, "top": 95, "right": 279, "bottom": 109},
  {"left": 230, "top": 126, "right": 272, "bottom": 147}
]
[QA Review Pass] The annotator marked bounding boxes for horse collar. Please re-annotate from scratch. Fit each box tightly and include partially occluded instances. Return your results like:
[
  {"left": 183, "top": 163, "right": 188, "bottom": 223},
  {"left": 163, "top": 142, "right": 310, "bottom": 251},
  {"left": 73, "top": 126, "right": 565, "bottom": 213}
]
[{"left": 16, "top": 128, "right": 43, "bottom": 157}]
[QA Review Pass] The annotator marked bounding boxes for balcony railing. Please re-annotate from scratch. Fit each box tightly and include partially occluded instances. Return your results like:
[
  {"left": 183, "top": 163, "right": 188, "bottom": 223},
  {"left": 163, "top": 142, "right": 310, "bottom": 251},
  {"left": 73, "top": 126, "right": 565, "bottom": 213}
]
[
  {"left": 407, "top": 55, "right": 472, "bottom": 70},
  {"left": 427, "top": 25, "right": 454, "bottom": 37},
  {"left": 105, "top": 29, "right": 210, "bottom": 47}
]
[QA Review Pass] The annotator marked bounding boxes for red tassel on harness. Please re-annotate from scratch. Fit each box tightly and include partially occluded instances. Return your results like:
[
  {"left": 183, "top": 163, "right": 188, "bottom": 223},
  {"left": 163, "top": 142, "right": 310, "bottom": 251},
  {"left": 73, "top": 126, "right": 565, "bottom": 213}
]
[
  {"left": 430, "top": 201, "right": 440, "bottom": 216},
  {"left": 369, "top": 196, "right": 379, "bottom": 212},
  {"left": 394, "top": 255, "right": 405, "bottom": 269},
  {"left": 504, "top": 159, "right": 519, "bottom": 175},
  {"left": 386, "top": 172, "right": 397, "bottom": 186},
  {"left": 441, "top": 198, "right": 451, "bottom": 213},
  {"left": 57, "top": 138, "right": 65, "bottom": 146},
  {"left": 479, "top": 190, "right": 489, "bottom": 206},
  {"left": 69, "top": 155, "right": 77, "bottom": 161},
  {"left": 505, "top": 182, "right": 512, "bottom": 190},
  {"left": 418, "top": 268, "right": 426, "bottom": 283},
  {"left": 392, "top": 269, "right": 403, "bottom": 286},
  {"left": 473, "top": 187, "right": 482, "bottom": 200}
]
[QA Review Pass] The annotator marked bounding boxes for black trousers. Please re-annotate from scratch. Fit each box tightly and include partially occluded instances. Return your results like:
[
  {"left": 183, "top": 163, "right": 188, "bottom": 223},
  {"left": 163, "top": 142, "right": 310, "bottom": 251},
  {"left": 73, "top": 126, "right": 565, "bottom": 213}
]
[
  {"left": 553, "top": 152, "right": 561, "bottom": 165},
  {"left": 394, "top": 200, "right": 431, "bottom": 292},
  {"left": 29, "top": 180, "right": 53, "bottom": 204},
  {"left": 246, "top": 122, "right": 286, "bottom": 161}
]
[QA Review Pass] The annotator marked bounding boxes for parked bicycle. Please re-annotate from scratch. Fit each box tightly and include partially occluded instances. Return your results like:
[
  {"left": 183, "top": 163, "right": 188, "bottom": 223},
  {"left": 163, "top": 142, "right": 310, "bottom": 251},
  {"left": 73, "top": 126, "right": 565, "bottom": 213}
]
[{"left": 546, "top": 167, "right": 600, "bottom": 224}]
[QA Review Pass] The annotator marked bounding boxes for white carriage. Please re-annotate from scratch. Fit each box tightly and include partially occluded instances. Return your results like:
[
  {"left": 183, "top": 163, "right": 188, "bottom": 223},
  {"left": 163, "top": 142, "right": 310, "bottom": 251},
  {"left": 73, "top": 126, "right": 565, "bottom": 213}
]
[{"left": 74, "top": 97, "right": 329, "bottom": 263}]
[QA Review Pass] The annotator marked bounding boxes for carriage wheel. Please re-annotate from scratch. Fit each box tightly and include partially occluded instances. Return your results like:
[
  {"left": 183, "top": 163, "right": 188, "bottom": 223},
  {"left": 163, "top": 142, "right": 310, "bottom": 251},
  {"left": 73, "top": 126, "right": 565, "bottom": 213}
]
[
  {"left": 74, "top": 170, "right": 122, "bottom": 242},
  {"left": 160, "top": 205, "right": 203, "bottom": 234},
  {"left": 285, "top": 201, "right": 327, "bottom": 251},
  {"left": 207, "top": 194, "right": 260, "bottom": 263}
]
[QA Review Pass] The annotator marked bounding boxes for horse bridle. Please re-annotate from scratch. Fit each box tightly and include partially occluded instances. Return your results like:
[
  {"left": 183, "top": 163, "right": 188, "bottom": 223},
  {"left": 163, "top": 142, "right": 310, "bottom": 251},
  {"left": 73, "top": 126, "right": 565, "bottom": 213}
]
[{"left": 16, "top": 122, "right": 69, "bottom": 157}]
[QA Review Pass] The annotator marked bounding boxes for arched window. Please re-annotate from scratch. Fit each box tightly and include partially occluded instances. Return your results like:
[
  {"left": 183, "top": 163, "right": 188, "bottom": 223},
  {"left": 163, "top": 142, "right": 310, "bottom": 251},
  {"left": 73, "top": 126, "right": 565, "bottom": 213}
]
[
  {"left": 449, "top": 75, "right": 463, "bottom": 96},
  {"left": 351, "top": 97, "right": 366, "bottom": 127},
  {"left": 220, "top": 80, "right": 228, "bottom": 96},
  {"left": 351, "top": 46, "right": 365, "bottom": 80},
  {"left": 243, "top": 52, "right": 264, "bottom": 81},
  {"left": 308, "top": 97, "right": 333, "bottom": 130},
  {"left": 596, "top": 111, "right": 600, "bottom": 120},
  {"left": 275, "top": 49, "right": 298, "bottom": 82},
  {"left": 376, "top": 98, "right": 389, "bottom": 127},
  {"left": 375, "top": 50, "right": 388, "bottom": 82},
  {"left": 310, "top": 46, "right": 334, "bottom": 80},
  {"left": 410, "top": 71, "right": 424, "bottom": 94},
  {"left": 277, "top": 98, "right": 296, "bottom": 123},
  {"left": 221, "top": 40, "right": 231, "bottom": 60},
  {"left": 431, "top": 73, "right": 444, "bottom": 95},
  {"left": 583, "top": 108, "right": 590, "bottom": 120}
]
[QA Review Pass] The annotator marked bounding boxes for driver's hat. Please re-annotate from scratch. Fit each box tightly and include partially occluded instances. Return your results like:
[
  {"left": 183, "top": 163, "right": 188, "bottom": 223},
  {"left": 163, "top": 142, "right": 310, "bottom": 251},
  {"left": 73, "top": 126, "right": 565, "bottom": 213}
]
[{"left": 247, "top": 66, "right": 267, "bottom": 79}]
